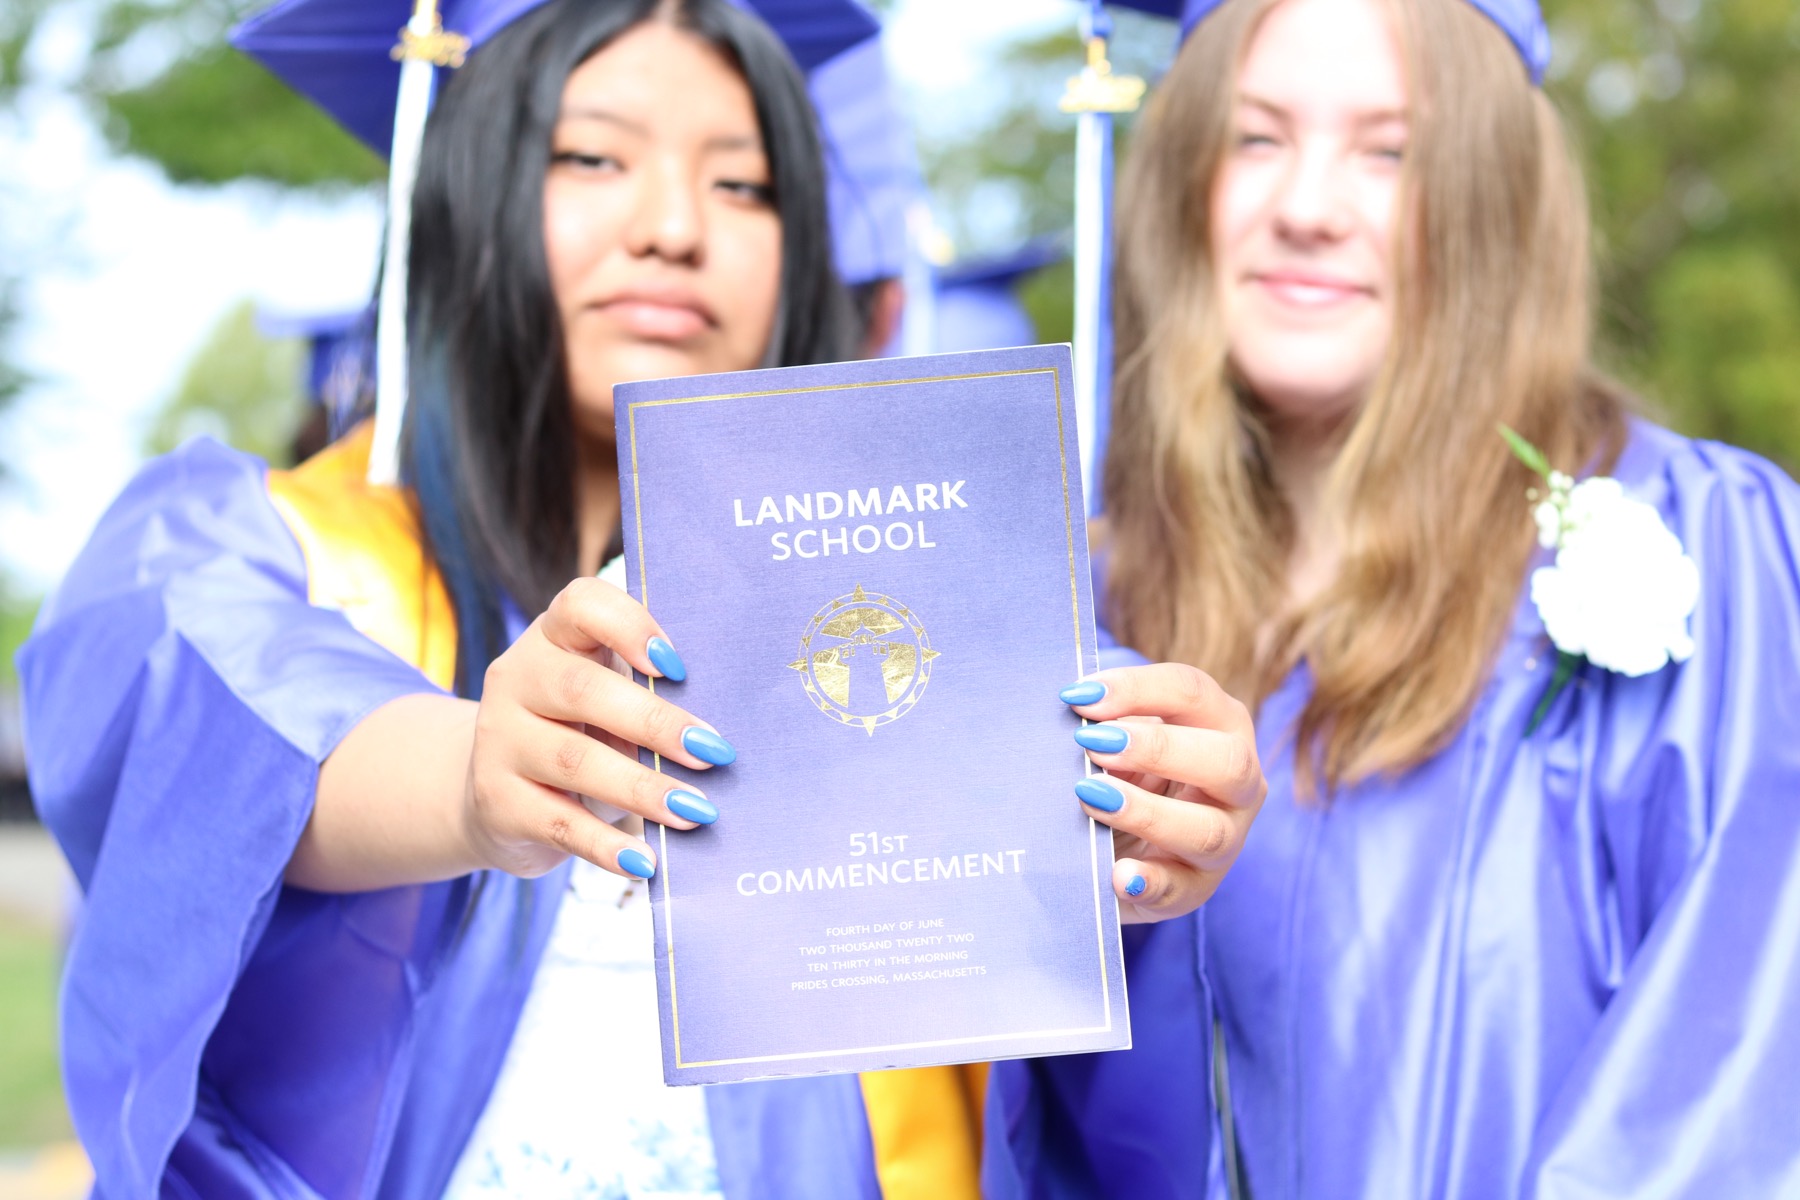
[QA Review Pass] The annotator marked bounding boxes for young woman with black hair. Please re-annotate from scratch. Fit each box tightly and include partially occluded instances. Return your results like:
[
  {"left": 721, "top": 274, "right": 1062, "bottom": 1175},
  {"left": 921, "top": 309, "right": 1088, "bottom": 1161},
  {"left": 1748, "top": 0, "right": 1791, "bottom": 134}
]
[{"left": 22, "top": 0, "right": 1263, "bottom": 1194}]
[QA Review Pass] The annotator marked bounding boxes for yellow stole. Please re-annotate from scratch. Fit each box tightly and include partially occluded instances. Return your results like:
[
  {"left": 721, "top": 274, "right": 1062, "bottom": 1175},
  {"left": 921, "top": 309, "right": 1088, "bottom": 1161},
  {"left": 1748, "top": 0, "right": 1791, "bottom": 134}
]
[
  {"left": 265, "top": 424, "right": 456, "bottom": 691},
  {"left": 264, "top": 425, "right": 987, "bottom": 1198}
]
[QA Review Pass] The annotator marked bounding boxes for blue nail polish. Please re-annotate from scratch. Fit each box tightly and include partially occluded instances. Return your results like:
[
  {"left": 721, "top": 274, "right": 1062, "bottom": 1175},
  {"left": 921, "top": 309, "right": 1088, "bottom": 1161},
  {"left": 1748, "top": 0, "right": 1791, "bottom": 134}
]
[
  {"left": 646, "top": 636, "right": 687, "bottom": 682},
  {"left": 1125, "top": 874, "right": 1147, "bottom": 897},
  {"left": 1074, "top": 723, "right": 1130, "bottom": 754},
  {"left": 1059, "top": 680, "right": 1107, "bottom": 706},
  {"left": 682, "top": 726, "right": 737, "bottom": 766},
  {"left": 665, "top": 789, "right": 718, "bottom": 825},
  {"left": 1075, "top": 776, "right": 1125, "bottom": 813},
  {"left": 618, "top": 848, "right": 656, "bottom": 879}
]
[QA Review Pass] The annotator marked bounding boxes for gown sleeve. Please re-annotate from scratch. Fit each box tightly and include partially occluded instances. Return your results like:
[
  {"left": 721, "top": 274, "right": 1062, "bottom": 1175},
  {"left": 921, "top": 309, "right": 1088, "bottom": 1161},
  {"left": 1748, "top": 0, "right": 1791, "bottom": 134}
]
[
  {"left": 984, "top": 916, "right": 1222, "bottom": 1198},
  {"left": 18, "top": 438, "right": 442, "bottom": 1197},
  {"left": 1523, "top": 433, "right": 1800, "bottom": 1197}
]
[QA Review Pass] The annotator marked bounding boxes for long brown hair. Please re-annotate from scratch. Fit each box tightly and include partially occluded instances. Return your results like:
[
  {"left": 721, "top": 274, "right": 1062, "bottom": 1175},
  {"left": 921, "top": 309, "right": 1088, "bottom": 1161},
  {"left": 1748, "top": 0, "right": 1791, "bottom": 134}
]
[{"left": 1103, "top": 0, "right": 1628, "bottom": 793}]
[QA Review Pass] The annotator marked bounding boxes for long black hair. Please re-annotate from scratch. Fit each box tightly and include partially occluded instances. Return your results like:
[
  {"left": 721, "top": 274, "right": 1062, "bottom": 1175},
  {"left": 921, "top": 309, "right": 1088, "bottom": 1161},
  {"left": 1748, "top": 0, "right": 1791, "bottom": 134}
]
[{"left": 402, "top": 0, "right": 856, "bottom": 697}]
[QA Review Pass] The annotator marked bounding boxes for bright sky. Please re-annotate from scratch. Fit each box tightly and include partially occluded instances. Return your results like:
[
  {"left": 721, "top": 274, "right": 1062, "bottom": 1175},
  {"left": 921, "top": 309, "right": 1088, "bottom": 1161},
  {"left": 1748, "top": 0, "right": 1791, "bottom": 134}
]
[{"left": 0, "top": 0, "right": 1076, "bottom": 592}]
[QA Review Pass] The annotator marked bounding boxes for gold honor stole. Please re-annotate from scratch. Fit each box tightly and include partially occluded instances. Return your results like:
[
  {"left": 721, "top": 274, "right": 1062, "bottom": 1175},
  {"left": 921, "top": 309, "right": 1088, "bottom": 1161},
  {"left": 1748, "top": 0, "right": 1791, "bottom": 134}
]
[{"left": 266, "top": 424, "right": 988, "bottom": 1199}]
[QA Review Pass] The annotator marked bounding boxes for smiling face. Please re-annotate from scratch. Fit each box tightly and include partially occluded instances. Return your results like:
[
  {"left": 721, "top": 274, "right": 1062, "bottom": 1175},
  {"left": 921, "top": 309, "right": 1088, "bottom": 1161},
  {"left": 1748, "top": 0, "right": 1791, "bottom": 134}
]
[
  {"left": 1211, "top": 0, "right": 1408, "bottom": 429},
  {"left": 544, "top": 21, "right": 783, "bottom": 444}
]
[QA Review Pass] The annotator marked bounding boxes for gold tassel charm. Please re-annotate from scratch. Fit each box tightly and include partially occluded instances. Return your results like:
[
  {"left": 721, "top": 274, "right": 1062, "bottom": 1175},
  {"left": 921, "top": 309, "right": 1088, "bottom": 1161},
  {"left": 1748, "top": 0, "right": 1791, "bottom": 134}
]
[
  {"left": 391, "top": 0, "right": 470, "bottom": 68},
  {"left": 1059, "top": 27, "right": 1145, "bottom": 115}
]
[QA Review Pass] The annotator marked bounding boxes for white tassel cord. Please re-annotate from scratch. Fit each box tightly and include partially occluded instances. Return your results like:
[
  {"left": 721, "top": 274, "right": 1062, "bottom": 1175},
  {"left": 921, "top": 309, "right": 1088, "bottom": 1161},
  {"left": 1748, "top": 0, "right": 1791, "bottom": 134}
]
[
  {"left": 368, "top": 18, "right": 439, "bottom": 486},
  {"left": 1071, "top": 108, "right": 1108, "bottom": 516}
]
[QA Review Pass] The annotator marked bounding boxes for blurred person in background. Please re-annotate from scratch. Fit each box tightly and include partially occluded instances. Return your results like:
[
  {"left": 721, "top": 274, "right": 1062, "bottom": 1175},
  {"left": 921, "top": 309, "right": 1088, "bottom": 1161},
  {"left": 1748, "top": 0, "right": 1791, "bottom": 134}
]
[
  {"left": 989, "top": 0, "right": 1800, "bottom": 1196},
  {"left": 927, "top": 240, "right": 1065, "bottom": 355},
  {"left": 254, "top": 307, "right": 367, "bottom": 462}
]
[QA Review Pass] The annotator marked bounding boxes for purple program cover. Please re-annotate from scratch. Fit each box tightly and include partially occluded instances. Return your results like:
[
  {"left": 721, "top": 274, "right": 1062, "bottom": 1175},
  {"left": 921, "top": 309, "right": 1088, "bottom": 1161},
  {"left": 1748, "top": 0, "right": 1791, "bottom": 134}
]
[{"left": 614, "top": 344, "right": 1130, "bottom": 1084}]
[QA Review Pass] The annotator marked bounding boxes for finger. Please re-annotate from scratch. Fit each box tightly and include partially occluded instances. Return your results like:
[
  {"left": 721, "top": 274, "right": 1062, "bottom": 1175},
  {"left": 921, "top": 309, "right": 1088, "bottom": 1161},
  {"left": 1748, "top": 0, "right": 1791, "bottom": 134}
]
[
  {"left": 1075, "top": 720, "right": 1263, "bottom": 810},
  {"left": 1059, "top": 662, "right": 1253, "bottom": 740},
  {"left": 515, "top": 712, "right": 720, "bottom": 829},
  {"left": 1112, "top": 855, "right": 1218, "bottom": 923},
  {"left": 531, "top": 788, "right": 662, "bottom": 881},
  {"left": 1071, "top": 770, "right": 1245, "bottom": 868},
  {"left": 484, "top": 782, "right": 661, "bottom": 882},
  {"left": 538, "top": 576, "right": 688, "bottom": 681},
  {"left": 496, "top": 645, "right": 734, "bottom": 772}
]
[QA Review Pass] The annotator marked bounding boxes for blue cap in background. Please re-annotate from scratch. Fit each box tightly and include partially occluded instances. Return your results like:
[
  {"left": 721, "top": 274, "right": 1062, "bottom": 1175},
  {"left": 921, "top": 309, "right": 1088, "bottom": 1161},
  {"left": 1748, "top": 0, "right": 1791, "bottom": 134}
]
[
  {"left": 929, "top": 238, "right": 1064, "bottom": 354},
  {"left": 256, "top": 307, "right": 366, "bottom": 407},
  {"left": 809, "top": 36, "right": 921, "bottom": 287}
]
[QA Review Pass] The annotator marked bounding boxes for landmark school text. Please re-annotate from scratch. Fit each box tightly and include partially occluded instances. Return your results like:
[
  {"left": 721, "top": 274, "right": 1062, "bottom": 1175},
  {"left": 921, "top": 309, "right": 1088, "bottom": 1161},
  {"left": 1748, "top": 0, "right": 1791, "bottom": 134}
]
[
  {"left": 738, "top": 847, "right": 1026, "bottom": 897},
  {"left": 733, "top": 481, "right": 969, "bottom": 561}
]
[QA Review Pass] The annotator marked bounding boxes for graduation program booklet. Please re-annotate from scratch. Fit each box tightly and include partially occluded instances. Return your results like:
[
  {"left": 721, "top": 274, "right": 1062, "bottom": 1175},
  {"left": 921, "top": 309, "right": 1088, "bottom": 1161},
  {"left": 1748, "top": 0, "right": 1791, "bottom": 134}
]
[{"left": 615, "top": 344, "right": 1130, "bottom": 1085}]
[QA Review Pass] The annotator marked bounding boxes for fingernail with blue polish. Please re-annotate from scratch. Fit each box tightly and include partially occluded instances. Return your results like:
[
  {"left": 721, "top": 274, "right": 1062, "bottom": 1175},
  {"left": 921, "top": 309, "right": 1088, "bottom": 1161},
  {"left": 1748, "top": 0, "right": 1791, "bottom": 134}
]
[
  {"left": 1125, "top": 874, "right": 1147, "bottom": 898},
  {"left": 682, "top": 726, "right": 737, "bottom": 766},
  {"left": 1059, "top": 679, "right": 1108, "bottom": 706},
  {"left": 665, "top": 789, "right": 718, "bottom": 825},
  {"left": 646, "top": 636, "right": 687, "bottom": 682},
  {"left": 618, "top": 847, "right": 657, "bottom": 879},
  {"left": 1074, "top": 723, "right": 1130, "bottom": 755},
  {"left": 1075, "top": 776, "right": 1126, "bottom": 813}
]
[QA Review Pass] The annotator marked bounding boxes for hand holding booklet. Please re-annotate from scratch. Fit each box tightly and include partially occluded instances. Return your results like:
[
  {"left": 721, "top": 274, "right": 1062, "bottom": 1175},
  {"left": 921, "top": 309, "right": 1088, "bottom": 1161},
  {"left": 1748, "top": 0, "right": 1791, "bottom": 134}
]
[{"left": 615, "top": 343, "right": 1131, "bottom": 1085}]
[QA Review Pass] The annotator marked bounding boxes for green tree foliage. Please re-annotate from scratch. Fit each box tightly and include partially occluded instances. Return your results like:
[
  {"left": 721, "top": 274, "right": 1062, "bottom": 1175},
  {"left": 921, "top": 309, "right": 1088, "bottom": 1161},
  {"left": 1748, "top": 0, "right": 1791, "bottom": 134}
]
[
  {"left": 0, "top": 914, "right": 73, "bottom": 1148},
  {"left": 0, "top": 279, "right": 28, "bottom": 489},
  {"left": 144, "top": 297, "right": 306, "bottom": 465},
  {"left": 0, "top": 0, "right": 373, "bottom": 520},
  {"left": 4, "top": 0, "right": 380, "bottom": 187},
  {"left": 1544, "top": 0, "right": 1800, "bottom": 470},
  {"left": 920, "top": 15, "right": 1171, "bottom": 347},
  {"left": 106, "top": 41, "right": 383, "bottom": 186},
  {"left": 0, "top": 573, "right": 38, "bottom": 690},
  {"left": 0, "top": 0, "right": 53, "bottom": 95}
]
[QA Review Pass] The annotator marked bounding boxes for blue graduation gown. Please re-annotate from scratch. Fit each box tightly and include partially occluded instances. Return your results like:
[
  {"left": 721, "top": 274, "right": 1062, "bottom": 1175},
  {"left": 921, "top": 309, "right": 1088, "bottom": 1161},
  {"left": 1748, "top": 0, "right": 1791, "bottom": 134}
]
[
  {"left": 19, "top": 432, "right": 960, "bottom": 1199},
  {"left": 988, "top": 421, "right": 1800, "bottom": 1198}
]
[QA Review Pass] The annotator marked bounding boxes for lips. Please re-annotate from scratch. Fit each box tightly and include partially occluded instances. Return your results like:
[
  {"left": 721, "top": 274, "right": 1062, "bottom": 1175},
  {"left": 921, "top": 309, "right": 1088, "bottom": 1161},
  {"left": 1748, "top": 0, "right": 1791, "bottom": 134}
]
[
  {"left": 1249, "top": 270, "right": 1372, "bottom": 310},
  {"left": 595, "top": 286, "right": 716, "bottom": 341}
]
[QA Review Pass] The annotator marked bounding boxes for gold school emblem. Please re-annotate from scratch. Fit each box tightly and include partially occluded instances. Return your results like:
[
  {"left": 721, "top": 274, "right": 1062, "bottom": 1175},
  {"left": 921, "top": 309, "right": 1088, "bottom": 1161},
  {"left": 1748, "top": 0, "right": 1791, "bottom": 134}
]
[{"left": 789, "top": 584, "right": 940, "bottom": 734}]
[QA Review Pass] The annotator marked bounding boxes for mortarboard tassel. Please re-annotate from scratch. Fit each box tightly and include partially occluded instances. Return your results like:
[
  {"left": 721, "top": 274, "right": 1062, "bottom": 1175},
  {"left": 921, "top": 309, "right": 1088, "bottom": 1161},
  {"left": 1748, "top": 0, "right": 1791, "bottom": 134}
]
[
  {"left": 370, "top": 1, "right": 468, "bottom": 485},
  {"left": 1060, "top": 3, "right": 1143, "bottom": 517}
]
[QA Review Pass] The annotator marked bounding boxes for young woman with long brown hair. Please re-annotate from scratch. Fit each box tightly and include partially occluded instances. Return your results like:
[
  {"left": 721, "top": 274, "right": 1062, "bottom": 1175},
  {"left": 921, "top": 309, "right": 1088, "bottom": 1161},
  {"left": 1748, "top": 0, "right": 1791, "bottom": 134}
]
[{"left": 993, "top": 0, "right": 1800, "bottom": 1194}]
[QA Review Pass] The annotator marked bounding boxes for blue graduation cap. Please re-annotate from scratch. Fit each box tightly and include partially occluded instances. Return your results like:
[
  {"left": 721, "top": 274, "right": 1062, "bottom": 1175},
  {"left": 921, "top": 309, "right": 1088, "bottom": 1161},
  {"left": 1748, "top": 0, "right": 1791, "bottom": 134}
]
[
  {"left": 1109, "top": 0, "right": 1549, "bottom": 81},
  {"left": 807, "top": 35, "right": 922, "bottom": 289},
  {"left": 233, "top": 0, "right": 883, "bottom": 154},
  {"left": 232, "top": 0, "right": 892, "bottom": 483}
]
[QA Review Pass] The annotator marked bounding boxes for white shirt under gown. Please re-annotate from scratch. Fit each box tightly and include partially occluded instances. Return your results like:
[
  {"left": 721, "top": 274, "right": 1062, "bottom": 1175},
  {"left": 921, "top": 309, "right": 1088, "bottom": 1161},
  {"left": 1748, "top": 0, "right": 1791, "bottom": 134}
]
[
  {"left": 443, "top": 857, "right": 722, "bottom": 1200},
  {"left": 446, "top": 557, "right": 721, "bottom": 1200}
]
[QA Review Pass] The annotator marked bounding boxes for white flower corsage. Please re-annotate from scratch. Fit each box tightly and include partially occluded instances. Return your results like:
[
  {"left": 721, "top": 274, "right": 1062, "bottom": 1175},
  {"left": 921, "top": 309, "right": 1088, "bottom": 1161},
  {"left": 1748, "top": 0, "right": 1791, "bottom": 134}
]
[{"left": 1500, "top": 426, "right": 1700, "bottom": 733}]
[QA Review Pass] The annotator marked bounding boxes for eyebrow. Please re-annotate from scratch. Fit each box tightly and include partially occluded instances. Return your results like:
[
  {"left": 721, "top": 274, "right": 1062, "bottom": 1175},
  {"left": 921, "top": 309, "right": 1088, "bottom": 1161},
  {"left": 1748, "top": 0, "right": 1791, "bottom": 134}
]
[
  {"left": 1236, "top": 92, "right": 1408, "bottom": 126},
  {"left": 557, "top": 105, "right": 763, "bottom": 152}
]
